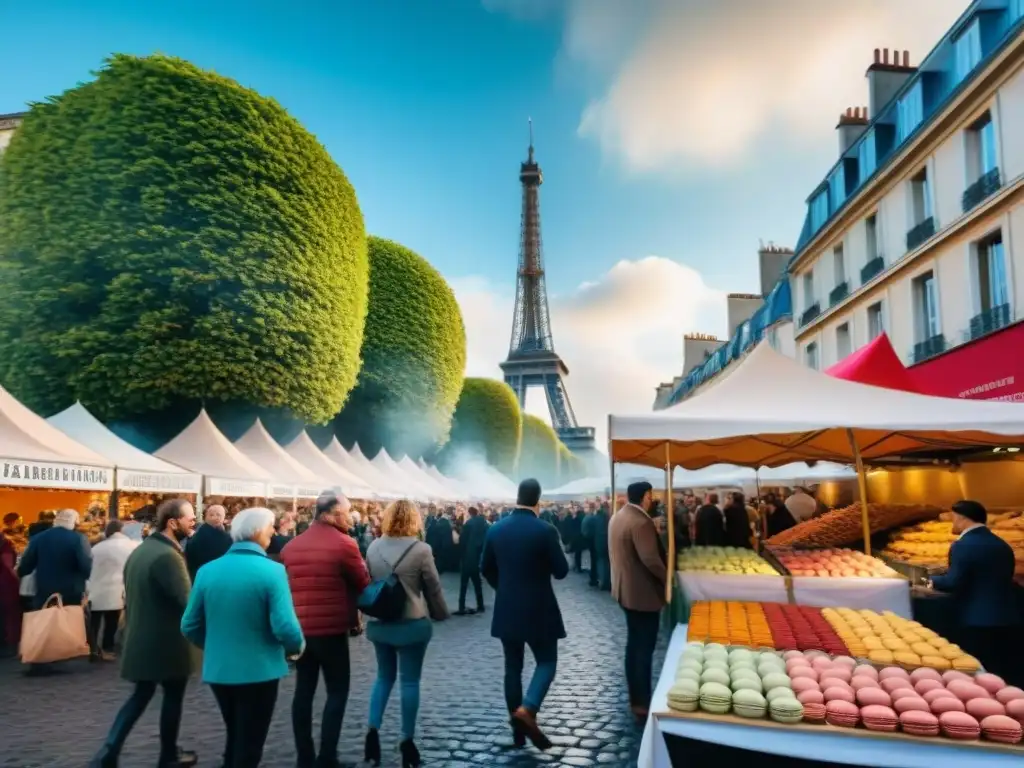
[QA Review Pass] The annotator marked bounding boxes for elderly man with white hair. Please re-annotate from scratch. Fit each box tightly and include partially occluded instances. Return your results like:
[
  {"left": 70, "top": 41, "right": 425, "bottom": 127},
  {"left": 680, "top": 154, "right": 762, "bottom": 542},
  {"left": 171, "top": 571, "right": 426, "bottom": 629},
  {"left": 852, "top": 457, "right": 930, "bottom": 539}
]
[
  {"left": 17, "top": 508, "right": 92, "bottom": 611},
  {"left": 182, "top": 507, "right": 304, "bottom": 767},
  {"left": 184, "top": 503, "right": 231, "bottom": 581}
]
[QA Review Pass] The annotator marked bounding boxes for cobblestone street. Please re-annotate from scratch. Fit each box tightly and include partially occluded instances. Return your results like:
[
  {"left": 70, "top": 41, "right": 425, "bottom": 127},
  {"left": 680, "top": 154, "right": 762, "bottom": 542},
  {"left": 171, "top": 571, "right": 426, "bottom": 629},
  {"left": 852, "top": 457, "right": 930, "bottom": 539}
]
[{"left": 1, "top": 566, "right": 667, "bottom": 768}]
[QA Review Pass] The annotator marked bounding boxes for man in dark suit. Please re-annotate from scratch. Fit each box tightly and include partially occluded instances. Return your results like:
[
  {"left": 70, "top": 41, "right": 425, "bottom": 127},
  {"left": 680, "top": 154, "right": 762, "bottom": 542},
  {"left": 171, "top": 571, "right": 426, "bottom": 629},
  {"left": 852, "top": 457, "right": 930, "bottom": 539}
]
[
  {"left": 184, "top": 504, "right": 231, "bottom": 581},
  {"left": 456, "top": 506, "right": 489, "bottom": 615},
  {"left": 930, "top": 499, "right": 1023, "bottom": 685},
  {"left": 17, "top": 508, "right": 92, "bottom": 609},
  {"left": 481, "top": 478, "right": 568, "bottom": 750}
]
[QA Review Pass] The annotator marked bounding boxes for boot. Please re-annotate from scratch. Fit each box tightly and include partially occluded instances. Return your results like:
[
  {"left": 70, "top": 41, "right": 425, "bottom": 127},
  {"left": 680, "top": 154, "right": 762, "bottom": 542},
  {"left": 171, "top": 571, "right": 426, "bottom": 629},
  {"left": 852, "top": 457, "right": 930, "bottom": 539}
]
[
  {"left": 399, "top": 739, "right": 421, "bottom": 768},
  {"left": 510, "top": 706, "right": 552, "bottom": 750},
  {"left": 364, "top": 728, "right": 381, "bottom": 766},
  {"left": 88, "top": 745, "right": 118, "bottom": 768}
]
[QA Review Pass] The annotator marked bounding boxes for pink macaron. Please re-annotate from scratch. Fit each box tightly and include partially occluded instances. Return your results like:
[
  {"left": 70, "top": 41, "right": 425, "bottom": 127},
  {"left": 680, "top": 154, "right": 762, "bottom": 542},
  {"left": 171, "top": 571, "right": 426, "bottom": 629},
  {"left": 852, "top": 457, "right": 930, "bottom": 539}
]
[
  {"left": 974, "top": 673, "right": 1006, "bottom": 696},
  {"left": 914, "top": 679, "right": 944, "bottom": 696},
  {"left": 879, "top": 667, "right": 910, "bottom": 682},
  {"left": 900, "top": 709, "right": 940, "bottom": 737},
  {"left": 853, "top": 664, "right": 879, "bottom": 681},
  {"left": 939, "top": 711, "right": 981, "bottom": 740},
  {"left": 931, "top": 697, "right": 967, "bottom": 715},
  {"left": 894, "top": 696, "right": 931, "bottom": 715},
  {"left": 823, "top": 686, "right": 856, "bottom": 704},
  {"left": 909, "top": 667, "right": 943, "bottom": 685}
]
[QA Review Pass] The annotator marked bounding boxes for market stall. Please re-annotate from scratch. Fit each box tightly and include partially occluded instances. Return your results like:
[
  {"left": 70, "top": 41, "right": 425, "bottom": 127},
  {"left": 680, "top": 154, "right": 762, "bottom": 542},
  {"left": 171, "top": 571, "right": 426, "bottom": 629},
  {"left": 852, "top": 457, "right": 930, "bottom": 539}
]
[
  {"left": 370, "top": 448, "right": 438, "bottom": 500},
  {"left": 345, "top": 444, "right": 408, "bottom": 497},
  {"left": 396, "top": 455, "right": 459, "bottom": 500},
  {"left": 320, "top": 438, "right": 395, "bottom": 499},
  {"left": 283, "top": 432, "right": 374, "bottom": 499},
  {"left": 48, "top": 402, "right": 201, "bottom": 520},
  {"left": 418, "top": 459, "right": 471, "bottom": 498},
  {"left": 233, "top": 420, "right": 326, "bottom": 502},
  {"left": 154, "top": 410, "right": 269, "bottom": 513}
]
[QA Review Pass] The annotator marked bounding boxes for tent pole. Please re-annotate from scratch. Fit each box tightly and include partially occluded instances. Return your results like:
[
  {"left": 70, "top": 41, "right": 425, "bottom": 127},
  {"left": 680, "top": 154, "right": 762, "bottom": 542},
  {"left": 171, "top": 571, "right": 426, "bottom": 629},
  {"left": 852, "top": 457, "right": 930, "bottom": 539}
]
[
  {"left": 607, "top": 414, "right": 616, "bottom": 514},
  {"left": 846, "top": 429, "right": 872, "bottom": 555},
  {"left": 664, "top": 442, "right": 675, "bottom": 605}
]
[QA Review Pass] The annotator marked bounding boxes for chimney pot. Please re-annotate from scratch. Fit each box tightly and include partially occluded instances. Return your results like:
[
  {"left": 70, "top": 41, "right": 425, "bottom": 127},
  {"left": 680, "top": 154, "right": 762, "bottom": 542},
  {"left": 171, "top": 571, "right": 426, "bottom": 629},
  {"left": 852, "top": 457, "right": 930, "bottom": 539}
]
[
  {"left": 903, "top": 50, "right": 910, "bottom": 67},
  {"left": 874, "top": 48, "right": 881, "bottom": 64},
  {"left": 883, "top": 48, "right": 889, "bottom": 64}
]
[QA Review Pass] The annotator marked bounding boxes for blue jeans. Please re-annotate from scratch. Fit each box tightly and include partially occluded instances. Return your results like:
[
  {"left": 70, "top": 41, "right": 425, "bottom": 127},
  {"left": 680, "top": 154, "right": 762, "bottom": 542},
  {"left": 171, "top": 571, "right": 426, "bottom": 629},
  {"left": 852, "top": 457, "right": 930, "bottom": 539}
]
[
  {"left": 368, "top": 640, "right": 429, "bottom": 739},
  {"left": 502, "top": 639, "right": 557, "bottom": 713}
]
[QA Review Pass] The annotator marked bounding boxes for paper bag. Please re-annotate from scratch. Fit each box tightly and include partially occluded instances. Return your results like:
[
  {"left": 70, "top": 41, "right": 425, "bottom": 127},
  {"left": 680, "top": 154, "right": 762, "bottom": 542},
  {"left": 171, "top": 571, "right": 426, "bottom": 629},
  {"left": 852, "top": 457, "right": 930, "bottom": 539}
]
[{"left": 19, "top": 593, "right": 90, "bottom": 664}]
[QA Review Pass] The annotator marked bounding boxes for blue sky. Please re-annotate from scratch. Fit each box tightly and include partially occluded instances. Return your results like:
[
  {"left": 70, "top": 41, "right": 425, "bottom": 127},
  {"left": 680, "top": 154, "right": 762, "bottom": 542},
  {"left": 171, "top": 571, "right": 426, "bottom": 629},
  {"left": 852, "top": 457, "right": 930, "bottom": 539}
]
[{"left": 0, "top": 0, "right": 965, "bottom": 432}]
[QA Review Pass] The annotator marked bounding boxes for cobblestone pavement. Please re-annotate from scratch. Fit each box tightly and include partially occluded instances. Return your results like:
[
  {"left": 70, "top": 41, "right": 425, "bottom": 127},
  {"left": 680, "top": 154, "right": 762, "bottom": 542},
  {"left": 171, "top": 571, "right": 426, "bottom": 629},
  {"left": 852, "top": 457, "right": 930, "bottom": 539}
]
[{"left": 1, "top": 565, "right": 667, "bottom": 768}]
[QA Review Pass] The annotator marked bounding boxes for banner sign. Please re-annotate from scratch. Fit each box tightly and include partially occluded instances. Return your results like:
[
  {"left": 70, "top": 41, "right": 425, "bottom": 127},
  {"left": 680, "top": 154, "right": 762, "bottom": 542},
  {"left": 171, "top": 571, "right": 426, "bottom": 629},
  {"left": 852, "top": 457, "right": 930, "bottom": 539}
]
[
  {"left": 268, "top": 484, "right": 296, "bottom": 499},
  {"left": 207, "top": 477, "right": 267, "bottom": 498},
  {"left": 910, "top": 321, "right": 1024, "bottom": 403},
  {"left": 118, "top": 471, "right": 202, "bottom": 494},
  {"left": 0, "top": 458, "right": 113, "bottom": 491}
]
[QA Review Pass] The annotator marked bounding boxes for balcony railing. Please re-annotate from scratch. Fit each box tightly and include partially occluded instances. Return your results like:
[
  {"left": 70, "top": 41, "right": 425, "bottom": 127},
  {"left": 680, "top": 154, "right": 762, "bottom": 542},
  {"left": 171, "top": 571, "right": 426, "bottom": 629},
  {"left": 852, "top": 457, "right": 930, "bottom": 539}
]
[
  {"left": 962, "top": 167, "right": 1001, "bottom": 212},
  {"left": 829, "top": 281, "right": 849, "bottom": 307},
  {"left": 860, "top": 256, "right": 885, "bottom": 285},
  {"left": 967, "top": 303, "right": 1011, "bottom": 341},
  {"left": 800, "top": 302, "right": 821, "bottom": 327},
  {"left": 911, "top": 334, "right": 947, "bottom": 364},
  {"left": 906, "top": 217, "right": 936, "bottom": 252}
]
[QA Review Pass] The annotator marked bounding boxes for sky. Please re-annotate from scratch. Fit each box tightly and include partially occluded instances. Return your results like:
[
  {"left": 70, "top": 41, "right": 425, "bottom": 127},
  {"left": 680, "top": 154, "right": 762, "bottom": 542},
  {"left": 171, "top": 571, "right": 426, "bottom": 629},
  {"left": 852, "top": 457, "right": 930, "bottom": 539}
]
[{"left": 0, "top": 0, "right": 967, "bottom": 447}]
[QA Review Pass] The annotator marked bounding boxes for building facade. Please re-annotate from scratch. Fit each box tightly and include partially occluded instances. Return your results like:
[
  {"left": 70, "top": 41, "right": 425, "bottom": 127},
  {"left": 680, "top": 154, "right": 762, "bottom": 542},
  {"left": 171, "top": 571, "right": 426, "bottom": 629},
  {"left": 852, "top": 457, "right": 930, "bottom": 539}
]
[
  {"left": 792, "top": 2, "right": 1024, "bottom": 399},
  {"left": 0, "top": 112, "right": 25, "bottom": 154}
]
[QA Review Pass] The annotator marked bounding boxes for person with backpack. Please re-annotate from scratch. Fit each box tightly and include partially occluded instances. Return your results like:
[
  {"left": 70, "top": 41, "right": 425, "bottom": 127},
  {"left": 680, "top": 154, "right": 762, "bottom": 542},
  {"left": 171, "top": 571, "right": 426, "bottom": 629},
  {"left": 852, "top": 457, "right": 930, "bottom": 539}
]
[{"left": 360, "top": 499, "right": 450, "bottom": 768}]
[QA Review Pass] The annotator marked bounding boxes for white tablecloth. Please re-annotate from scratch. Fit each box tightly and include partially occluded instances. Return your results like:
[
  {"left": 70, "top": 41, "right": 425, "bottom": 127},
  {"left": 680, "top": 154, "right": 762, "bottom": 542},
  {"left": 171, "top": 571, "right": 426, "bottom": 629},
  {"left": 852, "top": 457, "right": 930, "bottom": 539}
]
[
  {"left": 677, "top": 572, "right": 789, "bottom": 603},
  {"left": 639, "top": 624, "right": 1018, "bottom": 768},
  {"left": 790, "top": 576, "right": 912, "bottom": 617}
]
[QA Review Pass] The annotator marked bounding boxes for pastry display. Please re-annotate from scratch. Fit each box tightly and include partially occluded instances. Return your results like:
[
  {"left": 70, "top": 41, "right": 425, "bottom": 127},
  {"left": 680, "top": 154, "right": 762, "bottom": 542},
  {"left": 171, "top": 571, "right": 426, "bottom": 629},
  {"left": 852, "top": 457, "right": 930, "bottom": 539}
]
[
  {"left": 771, "top": 547, "right": 899, "bottom": 579},
  {"left": 687, "top": 601, "right": 773, "bottom": 647},
  {"left": 761, "top": 602, "right": 849, "bottom": 654},
  {"left": 882, "top": 513, "right": 1024, "bottom": 575},
  {"left": 676, "top": 546, "right": 779, "bottom": 575},
  {"left": 765, "top": 502, "right": 943, "bottom": 548}
]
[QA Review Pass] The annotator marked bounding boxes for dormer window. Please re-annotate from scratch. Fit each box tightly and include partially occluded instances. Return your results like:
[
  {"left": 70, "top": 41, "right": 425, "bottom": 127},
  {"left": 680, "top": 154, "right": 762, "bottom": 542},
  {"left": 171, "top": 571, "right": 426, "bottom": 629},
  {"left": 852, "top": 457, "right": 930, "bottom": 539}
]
[
  {"left": 897, "top": 80, "right": 924, "bottom": 142},
  {"left": 858, "top": 130, "right": 877, "bottom": 178},
  {"left": 829, "top": 166, "right": 847, "bottom": 209},
  {"left": 955, "top": 18, "right": 982, "bottom": 82},
  {"left": 810, "top": 190, "right": 829, "bottom": 230}
]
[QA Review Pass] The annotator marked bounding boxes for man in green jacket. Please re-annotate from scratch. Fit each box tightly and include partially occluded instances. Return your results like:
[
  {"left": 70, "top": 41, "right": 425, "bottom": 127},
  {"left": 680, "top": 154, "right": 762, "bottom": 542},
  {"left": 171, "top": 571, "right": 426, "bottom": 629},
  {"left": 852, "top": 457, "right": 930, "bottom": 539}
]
[{"left": 90, "top": 499, "right": 199, "bottom": 768}]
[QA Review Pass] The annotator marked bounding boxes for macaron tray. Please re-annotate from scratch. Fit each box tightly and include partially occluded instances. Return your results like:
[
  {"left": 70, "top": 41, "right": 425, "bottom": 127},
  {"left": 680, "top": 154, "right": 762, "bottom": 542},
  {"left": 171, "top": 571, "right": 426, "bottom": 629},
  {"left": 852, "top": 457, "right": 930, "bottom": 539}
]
[{"left": 662, "top": 640, "right": 1024, "bottom": 753}]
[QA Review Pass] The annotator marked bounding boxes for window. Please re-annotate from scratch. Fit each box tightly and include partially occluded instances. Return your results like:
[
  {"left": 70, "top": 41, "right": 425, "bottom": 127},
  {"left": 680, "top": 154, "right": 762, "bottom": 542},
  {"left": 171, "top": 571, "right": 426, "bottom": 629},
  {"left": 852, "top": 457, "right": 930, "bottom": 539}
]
[
  {"left": 897, "top": 81, "right": 925, "bottom": 142},
  {"left": 836, "top": 323, "right": 852, "bottom": 360},
  {"left": 833, "top": 244, "right": 846, "bottom": 285},
  {"left": 967, "top": 112, "right": 998, "bottom": 180},
  {"left": 810, "top": 191, "right": 829, "bottom": 230},
  {"left": 974, "top": 231, "right": 1009, "bottom": 313},
  {"left": 802, "top": 271, "right": 815, "bottom": 307},
  {"left": 805, "top": 342, "right": 819, "bottom": 370},
  {"left": 866, "top": 214, "right": 879, "bottom": 261},
  {"left": 913, "top": 271, "right": 940, "bottom": 341},
  {"left": 867, "top": 302, "right": 885, "bottom": 340},
  {"left": 858, "top": 131, "right": 877, "bottom": 179},
  {"left": 829, "top": 166, "right": 847, "bottom": 209},
  {"left": 955, "top": 18, "right": 982, "bottom": 82},
  {"left": 1013, "top": 0, "right": 1024, "bottom": 22},
  {"left": 910, "top": 168, "right": 932, "bottom": 225}
]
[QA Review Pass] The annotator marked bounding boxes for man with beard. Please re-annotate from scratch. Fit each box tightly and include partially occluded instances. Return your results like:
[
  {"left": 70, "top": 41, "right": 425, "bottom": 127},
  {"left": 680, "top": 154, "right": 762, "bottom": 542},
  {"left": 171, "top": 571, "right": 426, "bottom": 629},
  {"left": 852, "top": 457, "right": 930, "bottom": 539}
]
[{"left": 90, "top": 499, "right": 198, "bottom": 768}]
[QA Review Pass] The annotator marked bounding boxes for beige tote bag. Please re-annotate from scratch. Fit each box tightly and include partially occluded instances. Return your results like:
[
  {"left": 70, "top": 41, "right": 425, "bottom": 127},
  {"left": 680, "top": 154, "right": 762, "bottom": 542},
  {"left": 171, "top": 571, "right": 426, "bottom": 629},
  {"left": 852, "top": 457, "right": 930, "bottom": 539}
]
[{"left": 19, "top": 593, "right": 90, "bottom": 664}]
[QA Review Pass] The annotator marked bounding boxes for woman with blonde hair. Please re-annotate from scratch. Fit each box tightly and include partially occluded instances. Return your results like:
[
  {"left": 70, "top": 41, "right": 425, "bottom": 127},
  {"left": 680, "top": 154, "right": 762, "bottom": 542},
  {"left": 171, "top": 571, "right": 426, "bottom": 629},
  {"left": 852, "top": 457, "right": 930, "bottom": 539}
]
[{"left": 363, "top": 499, "right": 449, "bottom": 768}]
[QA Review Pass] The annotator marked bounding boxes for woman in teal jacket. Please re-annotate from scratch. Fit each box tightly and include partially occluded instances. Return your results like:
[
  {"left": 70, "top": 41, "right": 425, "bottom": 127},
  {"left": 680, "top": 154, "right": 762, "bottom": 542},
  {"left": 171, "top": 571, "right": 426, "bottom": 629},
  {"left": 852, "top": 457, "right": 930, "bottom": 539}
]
[{"left": 181, "top": 507, "right": 304, "bottom": 767}]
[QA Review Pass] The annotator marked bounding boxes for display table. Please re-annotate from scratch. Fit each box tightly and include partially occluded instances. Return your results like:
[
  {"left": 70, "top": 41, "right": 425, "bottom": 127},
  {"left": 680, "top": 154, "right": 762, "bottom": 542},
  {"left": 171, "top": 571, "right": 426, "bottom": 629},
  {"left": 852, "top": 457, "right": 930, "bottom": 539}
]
[
  {"left": 676, "top": 572, "right": 789, "bottom": 603},
  {"left": 790, "top": 576, "right": 912, "bottom": 617},
  {"left": 639, "top": 624, "right": 1021, "bottom": 768}
]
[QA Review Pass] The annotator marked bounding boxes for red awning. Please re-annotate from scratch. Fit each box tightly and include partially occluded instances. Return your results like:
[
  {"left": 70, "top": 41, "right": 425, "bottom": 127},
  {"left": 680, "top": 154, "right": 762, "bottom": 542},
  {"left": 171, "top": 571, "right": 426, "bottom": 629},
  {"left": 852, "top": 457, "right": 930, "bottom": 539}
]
[
  {"left": 825, "top": 332, "right": 925, "bottom": 393},
  {"left": 909, "top": 321, "right": 1024, "bottom": 402}
]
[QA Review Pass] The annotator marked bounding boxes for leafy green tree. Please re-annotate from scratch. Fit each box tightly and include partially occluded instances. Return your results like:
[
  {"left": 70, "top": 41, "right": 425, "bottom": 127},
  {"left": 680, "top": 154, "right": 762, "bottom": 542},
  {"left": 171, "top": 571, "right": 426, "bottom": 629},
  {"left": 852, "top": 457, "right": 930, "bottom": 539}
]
[
  {"left": 442, "top": 377, "right": 522, "bottom": 476},
  {"left": 519, "top": 414, "right": 561, "bottom": 486},
  {"left": 558, "top": 443, "right": 587, "bottom": 484},
  {"left": 0, "top": 54, "right": 367, "bottom": 427},
  {"left": 334, "top": 236, "right": 465, "bottom": 457}
]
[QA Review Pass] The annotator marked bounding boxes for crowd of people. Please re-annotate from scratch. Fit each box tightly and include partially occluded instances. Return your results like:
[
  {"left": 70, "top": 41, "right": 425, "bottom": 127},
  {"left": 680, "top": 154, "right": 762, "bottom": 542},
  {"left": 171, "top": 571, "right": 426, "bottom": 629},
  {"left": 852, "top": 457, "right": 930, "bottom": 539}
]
[{"left": 0, "top": 479, "right": 674, "bottom": 768}]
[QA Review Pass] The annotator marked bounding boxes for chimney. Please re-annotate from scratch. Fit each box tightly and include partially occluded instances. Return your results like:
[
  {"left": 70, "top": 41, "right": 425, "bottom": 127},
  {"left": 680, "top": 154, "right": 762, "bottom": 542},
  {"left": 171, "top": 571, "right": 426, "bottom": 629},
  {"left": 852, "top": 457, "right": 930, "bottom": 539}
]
[
  {"left": 726, "top": 293, "right": 763, "bottom": 338},
  {"left": 866, "top": 48, "right": 916, "bottom": 118},
  {"left": 836, "top": 105, "right": 870, "bottom": 154},
  {"left": 757, "top": 242, "right": 794, "bottom": 297},
  {"left": 682, "top": 333, "right": 722, "bottom": 377}
]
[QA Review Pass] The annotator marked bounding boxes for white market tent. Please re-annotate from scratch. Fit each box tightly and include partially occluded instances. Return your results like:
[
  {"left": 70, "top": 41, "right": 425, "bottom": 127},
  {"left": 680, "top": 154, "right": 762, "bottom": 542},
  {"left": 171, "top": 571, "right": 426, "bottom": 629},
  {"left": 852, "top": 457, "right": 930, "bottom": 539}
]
[
  {"left": 234, "top": 420, "right": 326, "bottom": 500},
  {"left": 155, "top": 410, "right": 268, "bottom": 497},
  {"left": 321, "top": 439, "right": 398, "bottom": 499},
  {"left": 48, "top": 402, "right": 200, "bottom": 494},
  {"left": 347, "top": 445, "right": 407, "bottom": 497},
  {"left": 0, "top": 387, "right": 114, "bottom": 491},
  {"left": 609, "top": 342, "right": 1024, "bottom": 470},
  {"left": 284, "top": 432, "right": 374, "bottom": 499},
  {"left": 418, "top": 460, "right": 470, "bottom": 498},
  {"left": 397, "top": 455, "right": 456, "bottom": 499},
  {"left": 370, "top": 449, "right": 438, "bottom": 500}
]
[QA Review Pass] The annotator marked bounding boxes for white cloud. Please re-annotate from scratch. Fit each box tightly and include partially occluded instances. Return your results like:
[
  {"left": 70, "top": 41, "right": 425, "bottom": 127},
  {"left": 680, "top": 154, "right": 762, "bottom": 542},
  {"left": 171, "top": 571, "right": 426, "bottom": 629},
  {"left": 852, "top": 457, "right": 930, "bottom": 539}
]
[
  {"left": 488, "top": 0, "right": 967, "bottom": 170},
  {"left": 451, "top": 256, "right": 727, "bottom": 447}
]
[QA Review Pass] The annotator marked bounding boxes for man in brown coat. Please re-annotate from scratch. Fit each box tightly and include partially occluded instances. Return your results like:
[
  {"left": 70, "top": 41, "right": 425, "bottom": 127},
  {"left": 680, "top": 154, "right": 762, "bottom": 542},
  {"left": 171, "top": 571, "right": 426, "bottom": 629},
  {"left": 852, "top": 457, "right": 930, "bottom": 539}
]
[{"left": 608, "top": 481, "right": 667, "bottom": 721}]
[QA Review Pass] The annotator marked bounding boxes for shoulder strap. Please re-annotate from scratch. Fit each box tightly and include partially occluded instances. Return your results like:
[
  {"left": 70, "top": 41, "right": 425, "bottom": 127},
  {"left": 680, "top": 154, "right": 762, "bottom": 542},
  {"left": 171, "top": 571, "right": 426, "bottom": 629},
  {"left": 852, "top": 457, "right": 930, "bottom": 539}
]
[{"left": 383, "top": 541, "right": 419, "bottom": 576}]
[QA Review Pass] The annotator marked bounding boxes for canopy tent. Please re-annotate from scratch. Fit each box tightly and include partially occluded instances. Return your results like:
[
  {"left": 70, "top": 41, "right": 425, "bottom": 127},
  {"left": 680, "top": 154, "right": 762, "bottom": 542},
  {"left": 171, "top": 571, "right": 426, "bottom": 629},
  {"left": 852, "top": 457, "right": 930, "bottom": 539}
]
[
  {"left": 347, "top": 445, "right": 407, "bottom": 497},
  {"left": 320, "top": 438, "right": 395, "bottom": 498},
  {"left": 609, "top": 341, "right": 1024, "bottom": 470},
  {"left": 284, "top": 433, "right": 374, "bottom": 499},
  {"left": 396, "top": 455, "right": 457, "bottom": 499},
  {"left": 825, "top": 332, "right": 924, "bottom": 394},
  {"left": 446, "top": 463, "right": 518, "bottom": 501},
  {"left": 369, "top": 449, "right": 438, "bottom": 500},
  {"left": 48, "top": 403, "right": 200, "bottom": 494},
  {"left": 234, "top": 420, "right": 326, "bottom": 499},
  {"left": 418, "top": 460, "right": 470, "bottom": 497},
  {"left": 155, "top": 410, "right": 268, "bottom": 497},
  {"left": 0, "top": 387, "right": 114, "bottom": 491}
]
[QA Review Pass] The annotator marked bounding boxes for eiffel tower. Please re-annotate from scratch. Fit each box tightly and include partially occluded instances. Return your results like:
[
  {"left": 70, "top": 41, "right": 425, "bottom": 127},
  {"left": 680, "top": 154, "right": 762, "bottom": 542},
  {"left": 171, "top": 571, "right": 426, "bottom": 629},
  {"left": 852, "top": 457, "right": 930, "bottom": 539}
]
[{"left": 499, "top": 121, "right": 596, "bottom": 455}]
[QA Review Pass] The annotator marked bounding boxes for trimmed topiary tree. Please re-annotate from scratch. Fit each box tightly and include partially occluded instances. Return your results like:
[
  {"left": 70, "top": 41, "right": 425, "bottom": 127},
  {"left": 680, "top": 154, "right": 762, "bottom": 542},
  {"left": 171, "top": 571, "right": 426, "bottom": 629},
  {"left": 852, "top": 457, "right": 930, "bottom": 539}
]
[
  {"left": 334, "top": 236, "right": 466, "bottom": 458},
  {"left": 519, "top": 414, "right": 561, "bottom": 486},
  {"left": 558, "top": 443, "right": 587, "bottom": 484},
  {"left": 442, "top": 377, "right": 522, "bottom": 476},
  {"left": 0, "top": 54, "right": 368, "bottom": 427}
]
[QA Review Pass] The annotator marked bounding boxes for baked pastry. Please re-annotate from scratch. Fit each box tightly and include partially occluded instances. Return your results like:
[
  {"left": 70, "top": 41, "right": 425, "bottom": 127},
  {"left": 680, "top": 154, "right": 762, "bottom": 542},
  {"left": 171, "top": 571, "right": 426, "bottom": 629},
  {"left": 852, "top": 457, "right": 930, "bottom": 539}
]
[
  {"left": 930, "top": 697, "right": 966, "bottom": 715},
  {"left": 731, "top": 689, "right": 767, "bottom": 719},
  {"left": 899, "top": 709, "right": 940, "bottom": 737},
  {"left": 939, "top": 711, "right": 980, "bottom": 740},
  {"left": 980, "top": 714, "right": 1022, "bottom": 744},
  {"left": 824, "top": 700, "right": 859, "bottom": 728},
  {"left": 856, "top": 687, "right": 892, "bottom": 708},
  {"left": 893, "top": 696, "right": 931, "bottom": 715},
  {"left": 974, "top": 673, "right": 1006, "bottom": 696},
  {"left": 768, "top": 697, "right": 804, "bottom": 724},
  {"left": 802, "top": 702, "right": 827, "bottom": 724},
  {"left": 861, "top": 704, "right": 899, "bottom": 732},
  {"left": 667, "top": 680, "right": 700, "bottom": 712},
  {"left": 698, "top": 681, "right": 732, "bottom": 714},
  {"left": 996, "top": 686, "right": 1024, "bottom": 705},
  {"left": 796, "top": 689, "right": 825, "bottom": 705},
  {"left": 966, "top": 698, "right": 1006, "bottom": 719}
]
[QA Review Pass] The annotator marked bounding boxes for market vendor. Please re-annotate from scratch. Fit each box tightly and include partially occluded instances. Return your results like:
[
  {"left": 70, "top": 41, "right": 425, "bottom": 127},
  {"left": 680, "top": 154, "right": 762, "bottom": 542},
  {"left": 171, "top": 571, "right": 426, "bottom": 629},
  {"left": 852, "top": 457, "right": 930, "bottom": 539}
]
[{"left": 929, "top": 499, "right": 1023, "bottom": 685}]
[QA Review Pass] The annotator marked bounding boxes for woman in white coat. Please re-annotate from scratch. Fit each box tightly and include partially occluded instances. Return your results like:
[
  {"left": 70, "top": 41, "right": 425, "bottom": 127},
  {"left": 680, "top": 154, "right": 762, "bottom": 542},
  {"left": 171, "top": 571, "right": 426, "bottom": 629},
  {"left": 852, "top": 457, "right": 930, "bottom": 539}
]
[{"left": 87, "top": 519, "right": 138, "bottom": 659}]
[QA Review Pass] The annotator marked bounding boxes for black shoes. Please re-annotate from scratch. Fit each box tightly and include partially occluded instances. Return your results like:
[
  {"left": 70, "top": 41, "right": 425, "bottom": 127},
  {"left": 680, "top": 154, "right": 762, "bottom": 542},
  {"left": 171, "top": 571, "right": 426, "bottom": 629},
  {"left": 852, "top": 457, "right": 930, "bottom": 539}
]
[
  {"left": 364, "top": 728, "right": 381, "bottom": 766},
  {"left": 399, "top": 739, "right": 421, "bottom": 768},
  {"left": 453, "top": 609, "right": 474, "bottom": 616},
  {"left": 158, "top": 749, "right": 198, "bottom": 767}
]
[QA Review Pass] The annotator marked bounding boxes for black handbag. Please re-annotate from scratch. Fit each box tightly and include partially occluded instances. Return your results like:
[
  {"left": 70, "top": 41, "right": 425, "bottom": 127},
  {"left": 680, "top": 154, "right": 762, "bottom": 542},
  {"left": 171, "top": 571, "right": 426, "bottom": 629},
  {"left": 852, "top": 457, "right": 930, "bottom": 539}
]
[{"left": 357, "top": 542, "right": 418, "bottom": 621}]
